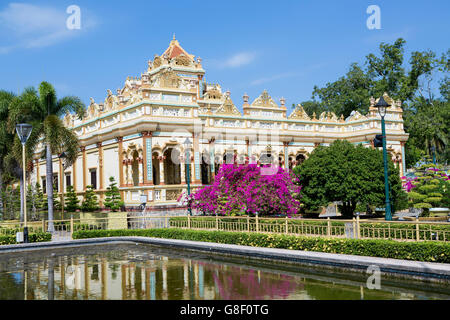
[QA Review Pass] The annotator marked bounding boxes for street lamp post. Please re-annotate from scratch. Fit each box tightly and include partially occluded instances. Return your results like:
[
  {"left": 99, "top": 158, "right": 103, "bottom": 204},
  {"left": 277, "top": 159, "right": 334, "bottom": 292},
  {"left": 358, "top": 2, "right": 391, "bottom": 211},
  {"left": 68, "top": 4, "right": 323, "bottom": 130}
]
[
  {"left": 58, "top": 152, "right": 67, "bottom": 217},
  {"left": 183, "top": 138, "right": 192, "bottom": 216},
  {"left": 16, "top": 123, "right": 33, "bottom": 243},
  {"left": 375, "top": 96, "right": 392, "bottom": 221}
]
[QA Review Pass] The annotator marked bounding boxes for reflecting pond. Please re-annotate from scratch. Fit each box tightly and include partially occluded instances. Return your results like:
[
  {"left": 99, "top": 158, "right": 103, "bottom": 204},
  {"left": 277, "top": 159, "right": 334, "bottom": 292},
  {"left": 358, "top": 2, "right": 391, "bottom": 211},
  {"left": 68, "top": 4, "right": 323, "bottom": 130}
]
[{"left": 0, "top": 243, "right": 449, "bottom": 300}]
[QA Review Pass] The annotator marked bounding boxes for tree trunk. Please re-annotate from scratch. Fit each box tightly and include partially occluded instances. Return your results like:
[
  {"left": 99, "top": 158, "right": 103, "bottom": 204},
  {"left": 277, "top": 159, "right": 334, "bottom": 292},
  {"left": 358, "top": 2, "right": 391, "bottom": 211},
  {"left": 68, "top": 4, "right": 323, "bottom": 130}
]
[{"left": 46, "top": 144, "right": 54, "bottom": 232}]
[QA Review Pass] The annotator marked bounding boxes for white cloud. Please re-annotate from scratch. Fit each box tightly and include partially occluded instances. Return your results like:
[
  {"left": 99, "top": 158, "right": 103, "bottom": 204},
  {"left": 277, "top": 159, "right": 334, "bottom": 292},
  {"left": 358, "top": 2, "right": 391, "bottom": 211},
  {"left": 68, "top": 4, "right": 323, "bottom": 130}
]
[
  {"left": 0, "top": 3, "right": 97, "bottom": 53},
  {"left": 223, "top": 52, "right": 256, "bottom": 68}
]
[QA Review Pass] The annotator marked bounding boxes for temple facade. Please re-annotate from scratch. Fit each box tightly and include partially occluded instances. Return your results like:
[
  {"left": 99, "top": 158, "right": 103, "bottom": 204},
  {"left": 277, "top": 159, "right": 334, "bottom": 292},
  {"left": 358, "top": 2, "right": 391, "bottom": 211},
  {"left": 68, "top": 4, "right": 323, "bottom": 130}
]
[{"left": 30, "top": 37, "right": 409, "bottom": 208}]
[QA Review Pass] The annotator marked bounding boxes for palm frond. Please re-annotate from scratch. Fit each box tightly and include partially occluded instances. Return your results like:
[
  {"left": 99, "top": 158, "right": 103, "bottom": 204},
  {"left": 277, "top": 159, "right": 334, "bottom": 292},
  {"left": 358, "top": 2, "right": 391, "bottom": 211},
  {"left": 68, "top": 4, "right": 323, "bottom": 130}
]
[{"left": 57, "top": 96, "right": 86, "bottom": 120}]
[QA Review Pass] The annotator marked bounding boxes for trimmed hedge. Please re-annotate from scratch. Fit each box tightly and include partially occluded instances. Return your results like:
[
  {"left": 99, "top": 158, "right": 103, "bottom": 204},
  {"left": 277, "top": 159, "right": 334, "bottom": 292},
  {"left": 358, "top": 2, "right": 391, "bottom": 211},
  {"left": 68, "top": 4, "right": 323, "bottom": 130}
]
[
  {"left": 72, "top": 228, "right": 450, "bottom": 263},
  {"left": 169, "top": 216, "right": 450, "bottom": 241},
  {"left": 0, "top": 232, "right": 52, "bottom": 245}
]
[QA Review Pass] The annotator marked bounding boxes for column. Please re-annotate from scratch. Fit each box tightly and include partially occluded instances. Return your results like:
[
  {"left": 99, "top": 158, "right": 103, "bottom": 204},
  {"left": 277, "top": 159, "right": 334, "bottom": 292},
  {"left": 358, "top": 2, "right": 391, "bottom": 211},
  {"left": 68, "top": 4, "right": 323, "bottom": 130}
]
[
  {"left": 59, "top": 158, "right": 64, "bottom": 211},
  {"left": 35, "top": 159, "right": 40, "bottom": 186},
  {"left": 400, "top": 142, "right": 406, "bottom": 177},
  {"left": 117, "top": 137, "right": 125, "bottom": 200},
  {"left": 97, "top": 142, "right": 104, "bottom": 206},
  {"left": 81, "top": 146, "right": 87, "bottom": 190},
  {"left": 283, "top": 142, "right": 289, "bottom": 170},
  {"left": 159, "top": 157, "right": 165, "bottom": 185},
  {"left": 192, "top": 133, "right": 201, "bottom": 184},
  {"left": 142, "top": 131, "right": 153, "bottom": 185},
  {"left": 138, "top": 156, "right": 144, "bottom": 185},
  {"left": 73, "top": 155, "right": 77, "bottom": 192},
  {"left": 117, "top": 137, "right": 124, "bottom": 186},
  {"left": 209, "top": 138, "right": 215, "bottom": 181}
]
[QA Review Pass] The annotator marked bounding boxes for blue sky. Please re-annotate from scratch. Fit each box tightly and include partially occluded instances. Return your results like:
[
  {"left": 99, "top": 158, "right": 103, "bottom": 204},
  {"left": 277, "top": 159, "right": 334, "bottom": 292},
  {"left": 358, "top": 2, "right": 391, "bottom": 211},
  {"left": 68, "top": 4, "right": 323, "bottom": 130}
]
[{"left": 0, "top": 0, "right": 449, "bottom": 112}]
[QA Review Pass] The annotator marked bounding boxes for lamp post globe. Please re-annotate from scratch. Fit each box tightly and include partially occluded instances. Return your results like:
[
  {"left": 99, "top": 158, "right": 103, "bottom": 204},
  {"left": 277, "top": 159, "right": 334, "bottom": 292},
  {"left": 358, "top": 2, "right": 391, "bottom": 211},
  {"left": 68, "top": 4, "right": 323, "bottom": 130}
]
[
  {"left": 374, "top": 96, "right": 392, "bottom": 221},
  {"left": 15, "top": 123, "right": 33, "bottom": 243},
  {"left": 183, "top": 138, "right": 192, "bottom": 216}
]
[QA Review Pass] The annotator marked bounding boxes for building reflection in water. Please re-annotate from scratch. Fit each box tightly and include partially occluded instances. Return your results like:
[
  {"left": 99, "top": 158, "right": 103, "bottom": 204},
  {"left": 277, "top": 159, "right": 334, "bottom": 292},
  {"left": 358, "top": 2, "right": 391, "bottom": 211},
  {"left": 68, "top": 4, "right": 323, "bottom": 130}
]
[
  {"left": 7, "top": 249, "right": 435, "bottom": 300},
  {"left": 10, "top": 251, "right": 306, "bottom": 300}
]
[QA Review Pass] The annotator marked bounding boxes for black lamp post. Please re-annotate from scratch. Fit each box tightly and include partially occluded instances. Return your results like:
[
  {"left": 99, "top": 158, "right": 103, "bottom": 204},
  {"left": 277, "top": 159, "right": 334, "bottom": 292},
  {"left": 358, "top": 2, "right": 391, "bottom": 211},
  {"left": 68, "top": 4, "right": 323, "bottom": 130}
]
[
  {"left": 183, "top": 138, "right": 192, "bottom": 216},
  {"left": 15, "top": 123, "right": 33, "bottom": 243},
  {"left": 375, "top": 96, "right": 392, "bottom": 221}
]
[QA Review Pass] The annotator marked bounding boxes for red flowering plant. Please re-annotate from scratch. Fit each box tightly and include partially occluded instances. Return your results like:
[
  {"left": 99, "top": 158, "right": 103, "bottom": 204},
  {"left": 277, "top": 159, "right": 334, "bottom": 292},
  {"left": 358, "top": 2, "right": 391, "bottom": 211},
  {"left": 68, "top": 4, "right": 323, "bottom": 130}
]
[{"left": 180, "top": 164, "right": 302, "bottom": 217}]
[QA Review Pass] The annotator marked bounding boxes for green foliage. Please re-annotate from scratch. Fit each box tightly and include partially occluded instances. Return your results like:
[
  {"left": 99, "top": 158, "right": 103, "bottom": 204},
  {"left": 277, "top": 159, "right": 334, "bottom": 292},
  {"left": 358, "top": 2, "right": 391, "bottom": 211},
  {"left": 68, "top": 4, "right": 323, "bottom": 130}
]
[
  {"left": 293, "top": 140, "right": 406, "bottom": 218},
  {"left": 104, "top": 177, "right": 123, "bottom": 212},
  {"left": 72, "top": 228, "right": 450, "bottom": 263},
  {"left": 81, "top": 185, "right": 99, "bottom": 212},
  {"left": 52, "top": 184, "right": 61, "bottom": 211},
  {"left": 0, "top": 232, "right": 52, "bottom": 245},
  {"left": 1, "top": 185, "right": 20, "bottom": 220},
  {"left": 406, "top": 162, "right": 448, "bottom": 215},
  {"left": 64, "top": 185, "right": 79, "bottom": 212}
]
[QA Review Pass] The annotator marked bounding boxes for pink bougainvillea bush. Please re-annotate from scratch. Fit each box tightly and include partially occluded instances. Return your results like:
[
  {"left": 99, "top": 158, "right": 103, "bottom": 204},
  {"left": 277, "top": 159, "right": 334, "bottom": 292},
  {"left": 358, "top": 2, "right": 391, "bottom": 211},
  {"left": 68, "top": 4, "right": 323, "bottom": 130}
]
[{"left": 180, "top": 164, "right": 302, "bottom": 217}]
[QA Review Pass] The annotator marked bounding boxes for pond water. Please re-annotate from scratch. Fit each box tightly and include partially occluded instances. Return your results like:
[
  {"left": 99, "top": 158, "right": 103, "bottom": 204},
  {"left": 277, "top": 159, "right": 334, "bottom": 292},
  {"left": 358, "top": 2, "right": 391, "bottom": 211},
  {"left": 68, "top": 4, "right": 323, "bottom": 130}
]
[{"left": 0, "top": 243, "right": 448, "bottom": 300}]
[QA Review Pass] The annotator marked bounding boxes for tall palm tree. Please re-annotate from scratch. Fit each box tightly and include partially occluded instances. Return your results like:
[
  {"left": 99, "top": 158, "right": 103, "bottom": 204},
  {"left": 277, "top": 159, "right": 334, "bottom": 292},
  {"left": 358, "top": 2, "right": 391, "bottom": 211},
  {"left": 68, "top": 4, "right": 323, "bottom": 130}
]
[{"left": 8, "top": 82, "right": 85, "bottom": 231}]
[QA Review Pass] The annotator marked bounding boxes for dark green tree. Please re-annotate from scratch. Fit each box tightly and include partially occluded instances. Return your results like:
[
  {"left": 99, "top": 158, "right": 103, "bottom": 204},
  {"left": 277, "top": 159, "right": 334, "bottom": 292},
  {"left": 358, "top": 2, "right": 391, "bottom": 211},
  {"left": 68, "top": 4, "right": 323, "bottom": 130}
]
[
  {"left": 0, "top": 90, "right": 16, "bottom": 216},
  {"left": 104, "top": 176, "right": 123, "bottom": 212},
  {"left": 293, "top": 140, "right": 407, "bottom": 218},
  {"left": 81, "top": 185, "right": 99, "bottom": 212},
  {"left": 65, "top": 185, "right": 80, "bottom": 213}
]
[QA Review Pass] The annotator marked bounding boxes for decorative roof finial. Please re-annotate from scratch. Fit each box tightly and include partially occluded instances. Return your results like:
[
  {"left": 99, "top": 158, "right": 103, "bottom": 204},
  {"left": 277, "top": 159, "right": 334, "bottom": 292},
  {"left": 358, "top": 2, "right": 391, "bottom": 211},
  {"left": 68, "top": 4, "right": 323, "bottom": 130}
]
[
  {"left": 280, "top": 97, "right": 286, "bottom": 107},
  {"left": 173, "top": 33, "right": 176, "bottom": 40},
  {"left": 243, "top": 93, "right": 249, "bottom": 103}
]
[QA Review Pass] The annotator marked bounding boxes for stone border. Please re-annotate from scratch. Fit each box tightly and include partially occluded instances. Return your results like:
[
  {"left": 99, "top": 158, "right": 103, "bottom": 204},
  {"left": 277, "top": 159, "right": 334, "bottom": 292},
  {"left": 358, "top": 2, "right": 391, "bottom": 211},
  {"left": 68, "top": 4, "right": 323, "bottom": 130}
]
[{"left": 1, "top": 236, "right": 450, "bottom": 282}]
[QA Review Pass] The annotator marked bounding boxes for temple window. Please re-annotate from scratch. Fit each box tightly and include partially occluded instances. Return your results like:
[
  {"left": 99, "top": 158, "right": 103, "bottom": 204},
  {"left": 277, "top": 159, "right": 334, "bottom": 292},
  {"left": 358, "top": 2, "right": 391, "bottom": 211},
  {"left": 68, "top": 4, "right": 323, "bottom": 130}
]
[{"left": 90, "top": 169, "right": 97, "bottom": 189}]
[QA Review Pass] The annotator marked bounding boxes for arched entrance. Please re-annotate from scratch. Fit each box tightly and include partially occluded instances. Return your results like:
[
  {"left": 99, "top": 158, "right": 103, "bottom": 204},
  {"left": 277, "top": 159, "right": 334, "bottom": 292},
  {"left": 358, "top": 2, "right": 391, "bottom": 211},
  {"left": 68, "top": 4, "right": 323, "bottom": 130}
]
[
  {"left": 152, "top": 152, "right": 160, "bottom": 185},
  {"left": 131, "top": 150, "right": 139, "bottom": 186},
  {"left": 200, "top": 152, "right": 211, "bottom": 185},
  {"left": 164, "top": 148, "right": 181, "bottom": 185},
  {"left": 296, "top": 154, "right": 306, "bottom": 165}
]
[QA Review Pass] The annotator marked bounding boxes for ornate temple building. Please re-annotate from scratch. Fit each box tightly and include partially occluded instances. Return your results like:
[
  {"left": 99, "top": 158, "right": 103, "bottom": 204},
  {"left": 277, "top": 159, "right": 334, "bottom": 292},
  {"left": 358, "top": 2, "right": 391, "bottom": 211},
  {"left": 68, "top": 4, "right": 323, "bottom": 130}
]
[{"left": 30, "top": 37, "right": 409, "bottom": 208}]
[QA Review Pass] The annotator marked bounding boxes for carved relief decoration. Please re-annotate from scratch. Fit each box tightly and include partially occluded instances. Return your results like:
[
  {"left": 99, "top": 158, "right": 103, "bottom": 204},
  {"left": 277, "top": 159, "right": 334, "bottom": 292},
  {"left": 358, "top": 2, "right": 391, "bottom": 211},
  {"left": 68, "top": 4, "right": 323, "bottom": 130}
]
[
  {"left": 289, "top": 104, "right": 311, "bottom": 120},
  {"left": 215, "top": 96, "right": 241, "bottom": 116},
  {"left": 319, "top": 111, "right": 338, "bottom": 122},
  {"left": 250, "top": 90, "right": 279, "bottom": 108},
  {"left": 159, "top": 69, "right": 181, "bottom": 88}
]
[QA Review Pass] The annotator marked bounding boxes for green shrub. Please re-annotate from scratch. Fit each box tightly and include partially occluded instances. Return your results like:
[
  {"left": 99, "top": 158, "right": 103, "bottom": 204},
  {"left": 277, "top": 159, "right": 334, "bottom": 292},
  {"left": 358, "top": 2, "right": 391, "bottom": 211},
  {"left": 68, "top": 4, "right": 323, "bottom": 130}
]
[
  {"left": 0, "top": 232, "right": 52, "bottom": 245},
  {"left": 72, "top": 228, "right": 450, "bottom": 263}
]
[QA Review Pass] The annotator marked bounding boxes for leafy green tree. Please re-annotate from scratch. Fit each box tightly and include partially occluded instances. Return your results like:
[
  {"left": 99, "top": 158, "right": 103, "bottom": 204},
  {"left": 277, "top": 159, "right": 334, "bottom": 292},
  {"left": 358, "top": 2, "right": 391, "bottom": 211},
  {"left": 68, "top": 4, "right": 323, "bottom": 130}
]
[
  {"left": 308, "top": 39, "right": 439, "bottom": 118},
  {"left": 104, "top": 176, "right": 123, "bottom": 212},
  {"left": 0, "top": 90, "right": 16, "bottom": 216},
  {"left": 293, "top": 140, "right": 406, "bottom": 218},
  {"left": 312, "top": 63, "right": 373, "bottom": 117},
  {"left": 7, "top": 82, "right": 85, "bottom": 231},
  {"left": 81, "top": 185, "right": 99, "bottom": 212},
  {"left": 65, "top": 185, "right": 80, "bottom": 212}
]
